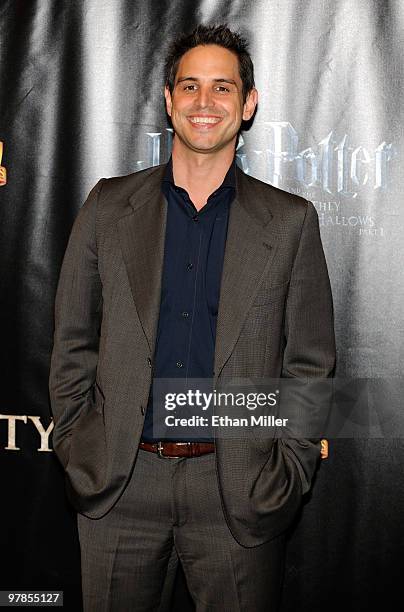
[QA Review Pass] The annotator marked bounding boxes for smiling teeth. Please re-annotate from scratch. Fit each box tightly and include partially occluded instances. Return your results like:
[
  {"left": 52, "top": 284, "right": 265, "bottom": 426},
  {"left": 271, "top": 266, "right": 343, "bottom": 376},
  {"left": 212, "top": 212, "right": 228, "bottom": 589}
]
[{"left": 190, "top": 117, "right": 221, "bottom": 124}]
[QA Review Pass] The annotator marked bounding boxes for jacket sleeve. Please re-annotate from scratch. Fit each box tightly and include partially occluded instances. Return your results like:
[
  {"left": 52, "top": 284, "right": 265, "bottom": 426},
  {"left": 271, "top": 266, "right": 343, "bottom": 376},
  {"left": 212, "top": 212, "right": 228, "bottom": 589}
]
[
  {"left": 280, "top": 200, "right": 336, "bottom": 494},
  {"left": 49, "top": 180, "right": 104, "bottom": 469}
]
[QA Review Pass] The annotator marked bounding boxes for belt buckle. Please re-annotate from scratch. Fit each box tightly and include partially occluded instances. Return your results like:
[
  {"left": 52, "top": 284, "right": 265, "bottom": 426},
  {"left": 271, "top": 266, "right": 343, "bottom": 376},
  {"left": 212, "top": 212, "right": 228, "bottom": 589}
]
[{"left": 157, "top": 441, "right": 183, "bottom": 459}]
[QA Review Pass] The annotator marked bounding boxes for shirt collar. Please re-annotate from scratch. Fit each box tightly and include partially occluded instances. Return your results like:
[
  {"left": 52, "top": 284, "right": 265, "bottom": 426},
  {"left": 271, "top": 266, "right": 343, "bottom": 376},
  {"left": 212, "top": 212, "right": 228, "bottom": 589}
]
[{"left": 162, "top": 156, "right": 236, "bottom": 193}]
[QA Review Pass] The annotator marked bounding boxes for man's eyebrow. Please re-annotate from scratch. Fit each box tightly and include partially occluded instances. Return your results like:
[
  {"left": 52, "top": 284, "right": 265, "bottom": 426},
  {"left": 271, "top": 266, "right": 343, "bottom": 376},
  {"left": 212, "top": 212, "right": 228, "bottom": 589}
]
[
  {"left": 213, "top": 78, "right": 238, "bottom": 86},
  {"left": 175, "top": 77, "right": 238, "bottom": 86},
  {"left": 176, "top": 77, "right": 199, "bottom": 83}
]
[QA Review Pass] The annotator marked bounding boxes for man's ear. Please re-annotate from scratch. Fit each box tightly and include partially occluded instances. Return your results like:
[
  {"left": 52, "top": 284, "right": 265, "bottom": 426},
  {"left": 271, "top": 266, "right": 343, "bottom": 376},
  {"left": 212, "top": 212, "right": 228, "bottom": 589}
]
[
  {"left": 164, "top": 86, "right": 172, "bottom": 117},
  {"left": 242, "top": 87, "right": 258, "bottom": 121}
]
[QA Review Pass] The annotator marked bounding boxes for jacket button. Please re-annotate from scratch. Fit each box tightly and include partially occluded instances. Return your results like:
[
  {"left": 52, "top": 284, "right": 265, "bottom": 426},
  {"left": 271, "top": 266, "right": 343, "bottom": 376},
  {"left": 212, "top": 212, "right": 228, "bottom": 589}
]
[
  {"left": 147, "top": 358, "right": 152, "bottom": 367},
  {"left": 140, "top": 405, "right": 145, "bottom": 415}
]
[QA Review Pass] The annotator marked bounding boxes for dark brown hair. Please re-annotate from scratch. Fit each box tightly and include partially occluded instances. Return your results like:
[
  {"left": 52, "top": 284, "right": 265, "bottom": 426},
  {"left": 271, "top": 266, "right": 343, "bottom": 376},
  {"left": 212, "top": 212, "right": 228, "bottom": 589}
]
[{"left": 164, "top": 24, "right": 255, "bottom": 102}]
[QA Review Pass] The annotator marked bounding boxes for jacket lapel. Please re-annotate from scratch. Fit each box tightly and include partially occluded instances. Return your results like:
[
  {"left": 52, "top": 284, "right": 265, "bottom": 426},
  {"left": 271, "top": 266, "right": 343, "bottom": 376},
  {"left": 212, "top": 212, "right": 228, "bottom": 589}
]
[
  {"left": 214, "top": 168, "right": 278, "bottom": 380},
  {"left": 116, "top": 166, "right": 167, "bottom": 354}
]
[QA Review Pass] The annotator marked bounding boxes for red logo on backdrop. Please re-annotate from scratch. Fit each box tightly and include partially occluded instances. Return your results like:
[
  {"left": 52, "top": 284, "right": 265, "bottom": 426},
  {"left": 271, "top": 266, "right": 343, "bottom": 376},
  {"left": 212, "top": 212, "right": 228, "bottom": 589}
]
[{"left": 0, "top": 141, "right": 6, "bottom": 186}]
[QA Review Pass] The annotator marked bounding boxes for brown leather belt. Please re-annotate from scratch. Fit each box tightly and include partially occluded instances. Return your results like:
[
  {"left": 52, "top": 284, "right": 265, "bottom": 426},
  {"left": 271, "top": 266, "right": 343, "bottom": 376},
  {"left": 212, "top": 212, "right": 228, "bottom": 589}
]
[{"left": 139, "top": 441, "right": 215, "bottom": 458}]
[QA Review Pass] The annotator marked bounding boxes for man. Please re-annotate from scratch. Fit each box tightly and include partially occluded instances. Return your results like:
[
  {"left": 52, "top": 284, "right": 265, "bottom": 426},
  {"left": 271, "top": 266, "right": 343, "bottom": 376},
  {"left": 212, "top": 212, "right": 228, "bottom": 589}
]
[{"left": 49, "top": 24, "right": 335, "bottom": 611}]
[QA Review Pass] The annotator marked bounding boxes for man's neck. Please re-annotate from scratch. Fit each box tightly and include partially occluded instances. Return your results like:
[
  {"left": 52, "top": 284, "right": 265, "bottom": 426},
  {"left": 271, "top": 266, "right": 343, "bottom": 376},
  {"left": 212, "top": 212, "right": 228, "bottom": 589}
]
[{"left": 171, "top": 140, "right": 235, "bottom": 211}]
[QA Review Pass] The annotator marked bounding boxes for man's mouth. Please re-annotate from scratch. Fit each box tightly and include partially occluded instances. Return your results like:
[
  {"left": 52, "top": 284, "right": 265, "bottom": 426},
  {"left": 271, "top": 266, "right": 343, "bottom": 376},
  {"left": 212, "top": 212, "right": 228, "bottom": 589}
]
[{"left": 188, "top": 116, "right": 222, "bottom": 124}]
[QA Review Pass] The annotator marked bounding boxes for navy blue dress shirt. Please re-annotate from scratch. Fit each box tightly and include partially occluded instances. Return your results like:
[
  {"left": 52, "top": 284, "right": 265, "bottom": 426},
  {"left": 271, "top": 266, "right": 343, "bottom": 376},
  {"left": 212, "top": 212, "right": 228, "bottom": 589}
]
[{"left": 141, "top": 158, "right": 236, "bottom": 442}]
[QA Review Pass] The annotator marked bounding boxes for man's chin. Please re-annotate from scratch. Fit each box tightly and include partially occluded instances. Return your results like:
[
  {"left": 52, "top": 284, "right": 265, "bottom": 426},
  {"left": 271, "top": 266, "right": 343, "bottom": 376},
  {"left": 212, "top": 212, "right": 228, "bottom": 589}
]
[{"left": 177, "top": 135, "right": 236, "bottom": 155}]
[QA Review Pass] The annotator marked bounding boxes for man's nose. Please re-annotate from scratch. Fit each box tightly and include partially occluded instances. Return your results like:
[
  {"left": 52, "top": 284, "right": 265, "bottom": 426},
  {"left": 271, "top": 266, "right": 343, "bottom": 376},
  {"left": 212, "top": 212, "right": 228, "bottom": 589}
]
[{"left": 195, "top": 85, "right": 214, "bottom": 109}]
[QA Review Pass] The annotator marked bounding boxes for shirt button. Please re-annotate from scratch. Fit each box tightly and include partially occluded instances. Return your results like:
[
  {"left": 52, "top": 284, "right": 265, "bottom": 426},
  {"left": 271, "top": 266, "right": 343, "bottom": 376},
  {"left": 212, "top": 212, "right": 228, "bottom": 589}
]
[
  {"left": 181, "top": 311, "right": 189, "bottom": 318},
  {"left": 187, "top": 263, "right": 193, "bottom": 271},
  {"left": 192, "top": 214, "right": 199, "bottom": 222},
  {"left": 176, "top": 361, "right": 184, "bottom": 368}
]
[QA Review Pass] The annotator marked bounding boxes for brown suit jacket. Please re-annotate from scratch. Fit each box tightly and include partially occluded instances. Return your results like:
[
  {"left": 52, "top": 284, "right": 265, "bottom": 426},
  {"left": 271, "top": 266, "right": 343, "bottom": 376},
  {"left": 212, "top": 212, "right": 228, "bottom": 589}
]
[{"left": 49, "top": 163, "right": 335, "bottom": 547}]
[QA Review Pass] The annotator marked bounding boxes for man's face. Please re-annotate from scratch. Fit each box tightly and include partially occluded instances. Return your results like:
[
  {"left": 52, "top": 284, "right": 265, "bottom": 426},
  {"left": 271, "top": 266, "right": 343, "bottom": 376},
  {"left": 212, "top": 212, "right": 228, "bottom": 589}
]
[{"left": 164, "top": 44, "right": 257, "bottom": 155}]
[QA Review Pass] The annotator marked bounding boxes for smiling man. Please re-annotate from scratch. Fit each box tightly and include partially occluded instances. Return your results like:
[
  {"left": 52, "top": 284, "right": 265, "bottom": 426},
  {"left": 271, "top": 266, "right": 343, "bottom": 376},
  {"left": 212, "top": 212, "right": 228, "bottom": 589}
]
[{"left": 49, "top": 24, "right": 335, "bottom": 611}]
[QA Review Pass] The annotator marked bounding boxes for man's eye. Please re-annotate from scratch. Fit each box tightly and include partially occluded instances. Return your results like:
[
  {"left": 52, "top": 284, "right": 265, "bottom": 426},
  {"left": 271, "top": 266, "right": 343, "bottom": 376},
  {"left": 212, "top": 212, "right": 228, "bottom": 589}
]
[
  {"left": 184, "top": 84, "right": 197, "bottom": 91},
  {"left": 215, "top": 86, "right": 230, "bottom": 93}
]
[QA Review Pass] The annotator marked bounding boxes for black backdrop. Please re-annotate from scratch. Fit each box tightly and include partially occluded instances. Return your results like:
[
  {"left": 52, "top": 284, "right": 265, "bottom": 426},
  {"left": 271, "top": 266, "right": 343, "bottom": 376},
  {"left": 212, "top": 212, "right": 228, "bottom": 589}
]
[{"left": 1, "top": 1, "right": 403, "bottom": 610}]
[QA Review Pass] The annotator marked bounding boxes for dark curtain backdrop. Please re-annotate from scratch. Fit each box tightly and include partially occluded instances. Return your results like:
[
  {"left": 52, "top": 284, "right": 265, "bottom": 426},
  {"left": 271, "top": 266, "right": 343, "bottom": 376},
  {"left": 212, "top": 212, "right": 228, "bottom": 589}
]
[{"left": 1, "top": 1, "right": 403, "bottom": 611}]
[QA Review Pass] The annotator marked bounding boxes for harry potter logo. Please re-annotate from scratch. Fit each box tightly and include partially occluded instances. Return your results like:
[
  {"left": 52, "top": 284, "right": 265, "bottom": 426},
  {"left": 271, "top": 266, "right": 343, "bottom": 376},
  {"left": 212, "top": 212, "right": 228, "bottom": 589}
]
[
  {"left": 143, "top": 124, "right": 396, "bottom": 200},
  {"left": 0, "top": 141, "right": 6, "bottom": 186}
]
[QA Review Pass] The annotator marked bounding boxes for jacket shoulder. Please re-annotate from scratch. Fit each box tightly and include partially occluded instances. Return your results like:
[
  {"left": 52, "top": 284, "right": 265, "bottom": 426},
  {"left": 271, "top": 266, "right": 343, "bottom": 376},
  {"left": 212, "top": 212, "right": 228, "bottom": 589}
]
[
  {"left": 99, "top": 164, "right": 164, "bottom": 208},
  {"left": 84, "top": 164, "right": 166, "bottom": 235},
  {"left": 239, "top": 169, "right": 309, "bottom": 212},
  {"left": 236, "top": 168, "right": 313, "bottom": 231}
]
